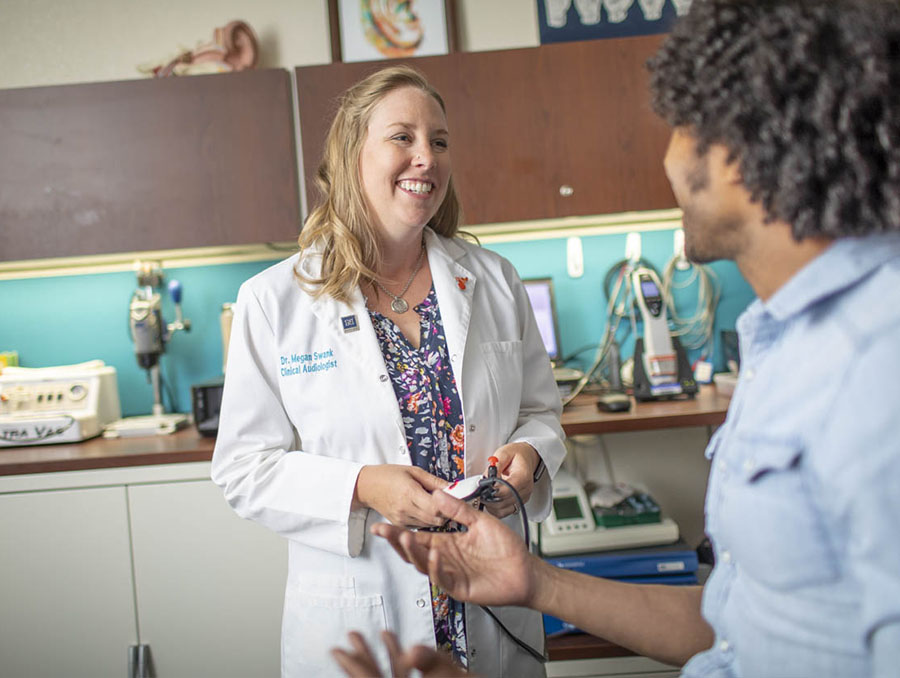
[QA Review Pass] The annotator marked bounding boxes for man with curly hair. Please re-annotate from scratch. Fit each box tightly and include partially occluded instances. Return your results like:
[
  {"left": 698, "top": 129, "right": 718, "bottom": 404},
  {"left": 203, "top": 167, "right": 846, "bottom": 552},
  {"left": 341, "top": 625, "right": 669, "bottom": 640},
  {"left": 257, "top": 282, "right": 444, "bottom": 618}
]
[{"left": 333, "top": 1, "right": 900, "bottom": 677}]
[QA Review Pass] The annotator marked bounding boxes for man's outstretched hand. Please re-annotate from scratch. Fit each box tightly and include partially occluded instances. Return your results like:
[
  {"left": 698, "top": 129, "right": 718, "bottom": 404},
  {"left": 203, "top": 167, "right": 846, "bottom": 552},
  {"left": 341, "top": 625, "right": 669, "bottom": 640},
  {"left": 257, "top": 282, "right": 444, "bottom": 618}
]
[
  {"left": 332, "top": 630, "right": 469, "bottom": 677},
  {"left": 371, "top": 489, "right": 537, "bottom": 608}
]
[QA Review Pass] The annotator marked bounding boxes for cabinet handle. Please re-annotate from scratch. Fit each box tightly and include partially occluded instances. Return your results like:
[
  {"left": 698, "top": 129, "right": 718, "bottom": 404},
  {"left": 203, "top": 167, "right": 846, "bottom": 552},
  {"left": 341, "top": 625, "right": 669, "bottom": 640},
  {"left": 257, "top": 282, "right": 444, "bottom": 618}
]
[{"left": 559, "top": 185, "right": 574, "bottom": 197}]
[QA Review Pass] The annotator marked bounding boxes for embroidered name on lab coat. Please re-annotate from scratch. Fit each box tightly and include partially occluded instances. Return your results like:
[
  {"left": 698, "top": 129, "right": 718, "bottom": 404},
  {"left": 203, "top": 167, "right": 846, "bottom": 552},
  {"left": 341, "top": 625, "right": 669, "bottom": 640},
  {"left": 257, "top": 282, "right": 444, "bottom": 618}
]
[{"left": 279, "top": 350, "right": 338, "bottom": 376}]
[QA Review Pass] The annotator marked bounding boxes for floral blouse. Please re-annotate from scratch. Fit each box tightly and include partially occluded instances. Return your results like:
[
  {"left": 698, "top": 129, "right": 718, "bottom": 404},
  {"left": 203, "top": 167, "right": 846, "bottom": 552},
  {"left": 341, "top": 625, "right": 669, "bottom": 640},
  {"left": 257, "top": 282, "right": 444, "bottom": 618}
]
[{"left": 368, "top": 284, "right": 468, "bottom": 667}]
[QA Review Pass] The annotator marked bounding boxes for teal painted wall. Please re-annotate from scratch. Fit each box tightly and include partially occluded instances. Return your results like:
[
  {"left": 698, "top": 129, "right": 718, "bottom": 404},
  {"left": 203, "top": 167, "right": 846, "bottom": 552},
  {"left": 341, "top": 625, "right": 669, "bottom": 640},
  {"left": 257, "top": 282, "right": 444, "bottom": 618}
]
[
  {"left": 487, "top": 229, "right": 755, "bottom": 374},
  {"left": 0, "top": 228, "right": 755, "bottom": 417}
]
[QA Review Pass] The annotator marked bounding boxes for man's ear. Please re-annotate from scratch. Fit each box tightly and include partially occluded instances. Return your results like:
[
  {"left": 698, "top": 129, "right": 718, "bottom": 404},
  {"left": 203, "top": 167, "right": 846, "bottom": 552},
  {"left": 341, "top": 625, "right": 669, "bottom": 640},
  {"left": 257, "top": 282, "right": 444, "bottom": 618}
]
[{"left": 720, "top": 146, "right": 744, "bottom": 186}]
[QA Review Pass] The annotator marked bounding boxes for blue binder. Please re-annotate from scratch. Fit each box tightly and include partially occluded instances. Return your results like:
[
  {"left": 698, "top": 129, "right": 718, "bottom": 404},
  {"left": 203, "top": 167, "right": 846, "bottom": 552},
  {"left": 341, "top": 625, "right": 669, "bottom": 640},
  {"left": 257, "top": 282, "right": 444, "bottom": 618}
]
[{"left": 544, "top": 541, "right": 699, "bottom": 579}]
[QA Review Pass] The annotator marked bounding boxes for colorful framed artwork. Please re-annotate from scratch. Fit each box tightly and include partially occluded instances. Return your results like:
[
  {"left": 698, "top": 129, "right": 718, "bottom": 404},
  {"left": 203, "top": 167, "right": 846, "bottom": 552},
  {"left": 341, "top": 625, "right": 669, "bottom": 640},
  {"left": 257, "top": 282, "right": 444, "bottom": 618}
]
[
  {"left": 329, "top": 0, "right": 458, "bottom": 63},
  {"left": 538, "top": 0, "right": 693, "bottom": 43}
]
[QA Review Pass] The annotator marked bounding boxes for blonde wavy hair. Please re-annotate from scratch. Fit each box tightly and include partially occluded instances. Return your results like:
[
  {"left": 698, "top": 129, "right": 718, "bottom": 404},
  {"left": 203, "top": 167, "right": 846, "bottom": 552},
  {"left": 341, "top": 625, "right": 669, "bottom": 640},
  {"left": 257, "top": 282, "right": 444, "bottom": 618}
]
[{"left": 295, "top": 65, "right": 462, "bottom": 302}]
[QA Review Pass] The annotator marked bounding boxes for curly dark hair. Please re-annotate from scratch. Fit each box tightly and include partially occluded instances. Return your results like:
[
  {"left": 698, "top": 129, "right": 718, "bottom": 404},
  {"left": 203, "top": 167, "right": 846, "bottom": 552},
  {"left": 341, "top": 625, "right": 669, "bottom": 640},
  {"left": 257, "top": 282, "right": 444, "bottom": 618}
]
[{"left": 648, "top": 0, "right": 900, "bottom": 239}]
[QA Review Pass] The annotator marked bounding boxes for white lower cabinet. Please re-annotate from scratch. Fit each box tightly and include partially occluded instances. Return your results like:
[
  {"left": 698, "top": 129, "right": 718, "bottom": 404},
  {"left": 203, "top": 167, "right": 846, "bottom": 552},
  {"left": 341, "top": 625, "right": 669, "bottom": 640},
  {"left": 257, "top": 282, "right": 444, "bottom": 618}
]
[
  {"left": 0, "top": 486, "right": 138, "bottom": 678},
  {"left": 0, "top": 463, "right": 287, "bottom": 678},
  {"left": 128, "top": 479, "right": 286, "bottom": 678},
  {"left": 547, "top": 656, "right": 680, "bottom": 678}
]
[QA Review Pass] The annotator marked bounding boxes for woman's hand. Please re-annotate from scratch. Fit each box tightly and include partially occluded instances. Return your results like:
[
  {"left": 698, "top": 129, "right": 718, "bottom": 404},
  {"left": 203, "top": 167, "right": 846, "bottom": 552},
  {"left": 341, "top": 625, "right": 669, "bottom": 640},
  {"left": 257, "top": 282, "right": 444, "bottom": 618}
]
[
  {"left": 354, "top": 464, "right": 450, "bottom": 528},
  {"left": 482, "top": 442, "right": 541, "bottom": 519},
  {"left": 331, "top": 630, "right": 470, "bottom": 678}
]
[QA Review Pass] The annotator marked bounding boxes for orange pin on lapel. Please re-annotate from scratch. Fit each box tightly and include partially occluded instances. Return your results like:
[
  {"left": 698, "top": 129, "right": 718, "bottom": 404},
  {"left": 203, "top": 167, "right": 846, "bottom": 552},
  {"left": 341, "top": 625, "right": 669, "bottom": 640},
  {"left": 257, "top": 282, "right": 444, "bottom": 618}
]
[{"left": 456, "top": 276, "right": 469, "bottom": 290}]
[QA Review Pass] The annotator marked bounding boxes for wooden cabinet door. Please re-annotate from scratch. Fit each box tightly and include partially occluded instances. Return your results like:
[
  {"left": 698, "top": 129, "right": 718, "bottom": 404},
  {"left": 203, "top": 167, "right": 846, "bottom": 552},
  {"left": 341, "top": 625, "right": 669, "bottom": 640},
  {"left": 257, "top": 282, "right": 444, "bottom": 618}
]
[
  {"left": 0, "top": 487, "right": 138, "bottom": 678},
  {"left": 539, "top": 36, "right": 676, "bottom": 218},
  {"left": 295, "top": 36, "right": 675, "bottom": 228},
  {"left": 0, "top": 69, "right": 301, "bottom": 263},
  {"left": 296, "top": 50, "right": 553, "bottom": 227}
]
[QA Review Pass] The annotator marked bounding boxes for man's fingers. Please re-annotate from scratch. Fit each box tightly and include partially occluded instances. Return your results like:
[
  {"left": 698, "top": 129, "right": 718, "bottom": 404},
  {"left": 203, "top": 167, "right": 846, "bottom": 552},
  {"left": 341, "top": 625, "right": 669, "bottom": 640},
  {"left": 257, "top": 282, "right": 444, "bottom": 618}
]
[
  {"left": 406, "top": 645, "right": 468, "bottom": 677},
  {"left": 371, "top": 524, "right": 415, "bottom": 563},
  {"left": 427, "top": 546, "right": 460, "bottom": 597},
  {"left": 329, "top": 649, "right": 363, "bottom": 677},
  {"left": 433, "top": 488, "right": 483, "bottom": 527},
  {"left": 399, "top": 530, "right": 435, "bottom": 573},
  {"left": 348, "top": 630, "right": 373, "bottom": 657},
  {"left": 331, "top": 631, "right": 382, "bottom": 677},
  {"left": 381, "top": 631, "right": 410, "bottom": 678}
]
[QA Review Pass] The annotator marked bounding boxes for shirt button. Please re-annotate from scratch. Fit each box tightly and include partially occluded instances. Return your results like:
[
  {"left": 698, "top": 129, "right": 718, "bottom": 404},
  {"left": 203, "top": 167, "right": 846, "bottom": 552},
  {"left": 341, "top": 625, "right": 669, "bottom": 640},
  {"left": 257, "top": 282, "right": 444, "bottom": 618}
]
[
  {"left": 743, "top": 459, "right": 755, "bottom": 473},
  {"left": 718, "top": 460, "right": 727, "bottom": 472},
  {"left": 416, "top": 598, "right": 427, "bottom": 608},
  {"left": 721, "top": 550, "right": 732, "bottom": 564},
  {"left": 719, "top": 639, "right": 730, "bottom": 652},
  {"left": 468, "top": 424, "right": 476, "bottom": 432},
  {"left": 379, "top": 374, "right": 388, "bottom": 383},
  {"left": 471, "top": 647, "right": 477, "bottom": 657},
  {"left": 744, "top": 369, "right": 755, "bottom": 380},
  {"left": 451, "top": 354, "right": 458, "bottom": 362}
]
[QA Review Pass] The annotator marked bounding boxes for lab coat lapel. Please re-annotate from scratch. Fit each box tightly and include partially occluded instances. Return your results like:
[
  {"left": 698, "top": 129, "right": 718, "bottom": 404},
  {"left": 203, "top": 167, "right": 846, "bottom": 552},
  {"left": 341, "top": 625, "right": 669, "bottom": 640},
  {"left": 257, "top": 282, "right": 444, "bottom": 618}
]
[
  {"left": 425, "top": 230, "right": 474, "bottom": 396},
  {"left": 299, "top": 247, "right": 406, "bottom": 443},
  {"left": 298, "top": 248, "right": 386, "bottom": 375}
]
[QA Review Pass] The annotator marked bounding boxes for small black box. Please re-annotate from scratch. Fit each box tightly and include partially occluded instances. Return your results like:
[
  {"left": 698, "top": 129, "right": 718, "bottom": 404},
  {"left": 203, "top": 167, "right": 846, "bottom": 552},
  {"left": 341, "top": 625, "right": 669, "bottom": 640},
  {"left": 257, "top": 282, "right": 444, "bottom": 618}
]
[{"left": 191, "top": 378, "right": 225, "bottom": 438}]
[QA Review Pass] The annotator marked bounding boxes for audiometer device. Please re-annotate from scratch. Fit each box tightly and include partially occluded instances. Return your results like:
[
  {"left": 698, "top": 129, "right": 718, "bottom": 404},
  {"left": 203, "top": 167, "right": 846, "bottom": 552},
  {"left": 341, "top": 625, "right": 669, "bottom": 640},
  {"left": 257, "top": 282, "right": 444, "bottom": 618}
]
[
  {"left": 539, "top": 469, "right": 680, "bottom": 556},
  {"left": 0, "top": 361, "right": 121, "bottom": 446},
  {"left": 631, "top": 267, "right": 697, "bottom": 401}
]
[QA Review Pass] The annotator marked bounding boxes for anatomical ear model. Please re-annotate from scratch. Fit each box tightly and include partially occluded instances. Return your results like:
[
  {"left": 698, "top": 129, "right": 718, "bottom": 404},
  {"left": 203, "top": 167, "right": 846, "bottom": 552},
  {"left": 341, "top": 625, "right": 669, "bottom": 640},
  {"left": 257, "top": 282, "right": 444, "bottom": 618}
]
[
  {"left": 362, "top": 0, "right": 424, "bottom": 58},
  {"left": 138, "top": 20, "right": 259, "bottom": 78}
]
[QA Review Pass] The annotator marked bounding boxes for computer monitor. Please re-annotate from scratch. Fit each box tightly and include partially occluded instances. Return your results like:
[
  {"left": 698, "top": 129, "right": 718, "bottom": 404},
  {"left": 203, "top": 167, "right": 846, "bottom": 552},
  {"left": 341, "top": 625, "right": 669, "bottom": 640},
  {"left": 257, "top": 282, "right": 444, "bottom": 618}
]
[{"left": 522, "top": 278, "right": 562, "bottom": 364}]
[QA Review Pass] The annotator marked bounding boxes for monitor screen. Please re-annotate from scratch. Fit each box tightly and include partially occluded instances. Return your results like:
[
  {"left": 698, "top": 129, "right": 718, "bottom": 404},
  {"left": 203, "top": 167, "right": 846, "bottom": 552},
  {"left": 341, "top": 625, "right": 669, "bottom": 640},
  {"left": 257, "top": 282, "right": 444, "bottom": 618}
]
[
  {"left": 523, "top": 278, "right": 560, "bottom": 362},
  {"left": 553, "top": 495, "right": 584, "bottom": 520}
]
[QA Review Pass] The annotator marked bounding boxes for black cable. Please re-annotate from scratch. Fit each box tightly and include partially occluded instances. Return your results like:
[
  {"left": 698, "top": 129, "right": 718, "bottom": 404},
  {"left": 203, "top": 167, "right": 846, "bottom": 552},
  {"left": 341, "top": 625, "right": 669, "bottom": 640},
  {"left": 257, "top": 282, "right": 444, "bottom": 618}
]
[
  {"left": 472, "top": 476, "right": 546, "bottom": 663},
  {"left": 479, "top": 604, "right": 548, "bottom": 663},
  {"left": 477, "top": 476, "right": 530, "bottom": 546},
  {"left": 603, "top": 258, "right": 658, "bottom": 303},
  {"left": 560, "top": 343, "right": 602, "bottom": 363}
]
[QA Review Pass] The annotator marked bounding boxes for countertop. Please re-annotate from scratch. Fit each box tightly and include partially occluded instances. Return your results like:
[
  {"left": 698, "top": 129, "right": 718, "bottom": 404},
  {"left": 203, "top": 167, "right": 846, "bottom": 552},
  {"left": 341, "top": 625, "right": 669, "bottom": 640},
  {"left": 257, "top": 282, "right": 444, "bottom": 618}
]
[{"left": 0, "top": 385, "right": 730, "bottom": 477}]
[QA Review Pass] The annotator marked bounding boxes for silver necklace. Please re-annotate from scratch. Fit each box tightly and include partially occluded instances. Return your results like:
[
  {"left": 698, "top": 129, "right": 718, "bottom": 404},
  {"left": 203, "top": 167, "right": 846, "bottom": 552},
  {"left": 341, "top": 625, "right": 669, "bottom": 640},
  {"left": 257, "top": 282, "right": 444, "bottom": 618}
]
[{"left": 373, "top": 241, "right": 426, "bottom": 314}]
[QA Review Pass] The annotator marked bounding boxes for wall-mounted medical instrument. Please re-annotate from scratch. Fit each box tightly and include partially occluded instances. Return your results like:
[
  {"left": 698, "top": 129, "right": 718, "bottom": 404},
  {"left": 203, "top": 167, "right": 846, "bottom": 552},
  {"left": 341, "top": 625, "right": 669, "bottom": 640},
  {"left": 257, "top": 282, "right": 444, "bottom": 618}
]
[
  {"left": 631, "top": 266, "right": 697, "bottom": 401},
  {"left": 0, "top": 361, "right": 121, "bottom": 446},
  {"left": 104, "top": 261, "right": 192, "bottom": 437}
]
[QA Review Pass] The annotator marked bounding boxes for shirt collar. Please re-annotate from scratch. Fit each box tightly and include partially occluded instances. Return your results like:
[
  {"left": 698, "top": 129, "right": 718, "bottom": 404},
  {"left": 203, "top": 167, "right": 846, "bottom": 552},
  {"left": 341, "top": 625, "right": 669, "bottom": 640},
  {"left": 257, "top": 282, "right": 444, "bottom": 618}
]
[{"left": 763, "top": 232, "right": 900, "bottom": 322}]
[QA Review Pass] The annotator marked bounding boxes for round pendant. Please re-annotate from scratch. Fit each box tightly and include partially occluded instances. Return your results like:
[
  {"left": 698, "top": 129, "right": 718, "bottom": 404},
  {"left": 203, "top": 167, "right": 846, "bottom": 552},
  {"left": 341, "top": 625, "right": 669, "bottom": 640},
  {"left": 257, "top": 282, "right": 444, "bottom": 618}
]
[{"left": 390, "top": 298, "right": 409, "bottom": 314}]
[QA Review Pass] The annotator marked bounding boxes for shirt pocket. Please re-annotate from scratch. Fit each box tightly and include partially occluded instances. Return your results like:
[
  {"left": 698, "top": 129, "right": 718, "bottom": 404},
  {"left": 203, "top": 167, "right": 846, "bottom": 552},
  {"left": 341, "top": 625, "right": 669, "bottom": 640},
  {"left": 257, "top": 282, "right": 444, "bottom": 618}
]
[
  {"left": 722, "top": 438, "right": 839, "bottom": 590},
  {"left": 282, "top": 574, "right": 389, "bottom": 674},
  {"left": 480, "top": 341, "right": 524, "bottom": 433}
]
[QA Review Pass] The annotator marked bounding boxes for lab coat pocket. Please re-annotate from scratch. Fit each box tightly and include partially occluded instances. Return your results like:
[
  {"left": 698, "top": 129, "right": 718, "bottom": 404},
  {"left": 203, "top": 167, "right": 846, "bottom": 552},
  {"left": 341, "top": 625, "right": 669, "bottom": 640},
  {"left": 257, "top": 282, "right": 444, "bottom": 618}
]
[
  {"left": 480, "top": 341, "right": 524, "bottom": 434},
  {"left": 283, "top": 578, "right": 389, "bottom": 675},
  {"left": 722, "top": 438, "right": 839, "bottom": 590}
]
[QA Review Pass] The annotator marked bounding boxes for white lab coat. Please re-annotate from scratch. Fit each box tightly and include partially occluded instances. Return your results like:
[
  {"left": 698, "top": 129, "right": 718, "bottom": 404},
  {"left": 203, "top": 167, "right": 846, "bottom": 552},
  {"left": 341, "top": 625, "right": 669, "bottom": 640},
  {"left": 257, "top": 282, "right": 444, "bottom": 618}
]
[{"left": 212, "top": 228, "right": 566, "bottom": 678}]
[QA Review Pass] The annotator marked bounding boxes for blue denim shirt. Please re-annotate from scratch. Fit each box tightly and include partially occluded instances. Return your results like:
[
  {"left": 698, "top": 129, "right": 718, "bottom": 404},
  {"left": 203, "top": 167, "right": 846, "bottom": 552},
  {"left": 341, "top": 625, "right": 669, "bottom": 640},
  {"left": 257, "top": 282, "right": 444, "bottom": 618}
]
[{"left": 682, "top": 233, "right": 900, "bottom": 678}]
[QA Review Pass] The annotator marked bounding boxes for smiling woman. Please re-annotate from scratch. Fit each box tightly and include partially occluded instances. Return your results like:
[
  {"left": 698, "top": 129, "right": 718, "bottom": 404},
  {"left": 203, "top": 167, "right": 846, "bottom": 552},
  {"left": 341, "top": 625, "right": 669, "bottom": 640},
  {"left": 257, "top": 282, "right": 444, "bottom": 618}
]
[{"left": 210, "top": 64, "right": 566, "bottom": 678}]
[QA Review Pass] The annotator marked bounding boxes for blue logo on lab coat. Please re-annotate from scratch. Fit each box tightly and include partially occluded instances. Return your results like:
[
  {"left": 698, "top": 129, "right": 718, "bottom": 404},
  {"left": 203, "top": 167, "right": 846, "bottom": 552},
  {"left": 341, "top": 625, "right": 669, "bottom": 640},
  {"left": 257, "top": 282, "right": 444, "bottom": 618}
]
[{"left": 341, "top": 315, "right": 359, "bottom": 333}]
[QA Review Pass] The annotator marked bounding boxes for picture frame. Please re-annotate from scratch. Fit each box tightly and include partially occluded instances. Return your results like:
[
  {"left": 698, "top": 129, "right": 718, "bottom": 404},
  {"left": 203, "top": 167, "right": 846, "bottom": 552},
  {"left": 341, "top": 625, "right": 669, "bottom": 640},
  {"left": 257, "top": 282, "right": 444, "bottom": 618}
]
[
  {"left": 537, "top": 0, "right": 692, "bottom": 43},
  {"left": 328, "top": 0, "right": 458, "bottom": 63}
]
